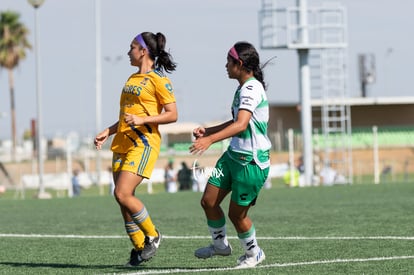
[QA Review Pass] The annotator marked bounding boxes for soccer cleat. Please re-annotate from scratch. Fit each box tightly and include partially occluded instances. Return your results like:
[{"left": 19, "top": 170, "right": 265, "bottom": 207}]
[
  {"left": 194, "top": 244, "right": 232, "bottom": 259},
  {"left": 235, "top": 249, "right": 265, "bottom": 269},
  {"left": 141, "top": 229, "right": 162, "bottom": 260},
  {"left": 125, "top": 249, "right": 145, "bottom": 267}
]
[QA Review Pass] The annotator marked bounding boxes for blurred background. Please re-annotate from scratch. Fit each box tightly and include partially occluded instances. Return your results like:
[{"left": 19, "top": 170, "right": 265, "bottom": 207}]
[{"left": 0, "top": 0, "right": 413, "bottom": 198}]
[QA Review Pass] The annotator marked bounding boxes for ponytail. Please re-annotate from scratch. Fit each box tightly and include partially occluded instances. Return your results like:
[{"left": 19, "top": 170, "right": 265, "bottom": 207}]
[
  {"left": 230, "top": 42, "right": 272, "bottom": 90},
  {"left": 141, "top": 32, "right": 177, "bottom": 73}
]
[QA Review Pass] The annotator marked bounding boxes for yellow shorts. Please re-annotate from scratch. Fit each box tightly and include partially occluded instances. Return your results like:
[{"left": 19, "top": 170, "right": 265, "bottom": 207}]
[{"left": 112, "top": 146, "right": 159, "bottom": 179}]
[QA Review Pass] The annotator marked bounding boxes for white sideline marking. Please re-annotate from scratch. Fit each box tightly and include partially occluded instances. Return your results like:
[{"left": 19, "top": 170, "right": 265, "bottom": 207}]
[
  {"left": 1, "top": 233, "right": 414, "bottom": 240},
  {"left": 120, "top": 256, "right": 414, "bottom": 275},
  {"left": 0, "top": 233, "right": 125, "bottom": 239},
  {"left": 1, "top": 234, "right": 413, "bottom": 274}
]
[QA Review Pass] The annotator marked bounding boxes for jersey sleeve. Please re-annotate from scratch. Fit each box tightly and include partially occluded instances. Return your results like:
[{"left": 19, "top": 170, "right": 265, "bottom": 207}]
[
  {"left": 238, "top": 83, "right": 261, "bottom": 113},
  {"left": 155, "top": 76, "right": 176, "bottom": 105}
]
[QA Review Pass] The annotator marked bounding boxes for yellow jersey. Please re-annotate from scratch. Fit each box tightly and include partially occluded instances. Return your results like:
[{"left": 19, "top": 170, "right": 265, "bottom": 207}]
[{"left": 111, "top": 70, "right": 175, "bottom": 153}]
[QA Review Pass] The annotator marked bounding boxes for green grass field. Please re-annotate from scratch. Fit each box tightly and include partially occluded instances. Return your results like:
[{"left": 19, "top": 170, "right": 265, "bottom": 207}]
[{"left": 1, "top": 181, "right": 414, "bottom": 274}]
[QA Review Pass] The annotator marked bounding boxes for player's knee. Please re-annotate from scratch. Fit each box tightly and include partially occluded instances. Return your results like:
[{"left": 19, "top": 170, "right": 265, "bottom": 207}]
[
  {"left": 200, "top": 197, "right": 207, "bottom": 209},
  {"left": 200, "top": 197, "right": 214, "bottom": 210},
  {"left": 114, "top": 187, "right": 129, "bottom": 205}
]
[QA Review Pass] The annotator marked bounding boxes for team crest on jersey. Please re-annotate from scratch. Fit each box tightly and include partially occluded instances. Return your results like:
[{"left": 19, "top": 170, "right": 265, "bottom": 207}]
[
  {"left": 140, "top": 77, "right": 149, "bottom": 86},
  {"left": 165, "top": 83, "right": 173, "bottom": 93}
]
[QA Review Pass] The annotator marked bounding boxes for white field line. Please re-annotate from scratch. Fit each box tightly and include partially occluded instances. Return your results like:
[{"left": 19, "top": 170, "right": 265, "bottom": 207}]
[
  {"left": 1, "top": 233, "right": 414, "bottom": 240},
  {"left": 1, "top": 234, "right": 413, "bottom": 274},
  {"left": 119, "top": 256, "right": 414, "bottom": 275}
]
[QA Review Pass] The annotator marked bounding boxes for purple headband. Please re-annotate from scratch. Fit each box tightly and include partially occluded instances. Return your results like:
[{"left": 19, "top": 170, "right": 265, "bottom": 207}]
[
  {"left": 134, "top": 34, "right": 148, "bottom": 50},
  {"left": 228, "top": 46, "right": 239, "bottom": 60}
]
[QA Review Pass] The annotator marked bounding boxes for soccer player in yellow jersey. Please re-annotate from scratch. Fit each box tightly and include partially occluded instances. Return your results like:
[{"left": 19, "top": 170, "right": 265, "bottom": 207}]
[{"left": 94, "top": 32, "right": 177, "bottom": 266}]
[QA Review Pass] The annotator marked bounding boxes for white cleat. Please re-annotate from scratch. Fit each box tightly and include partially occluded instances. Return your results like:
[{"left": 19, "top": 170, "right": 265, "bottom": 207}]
[{"left": 236, "top": 249, "right": 265, "bottom": 269}]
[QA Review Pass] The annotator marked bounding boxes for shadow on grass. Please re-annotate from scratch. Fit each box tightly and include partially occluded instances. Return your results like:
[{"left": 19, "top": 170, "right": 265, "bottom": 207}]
[
  {"left": 0, "top": 261, "right": 115, "bottom": 269},
  {"left": 0, "top": 261, "right": 220, "bottom": 272}
]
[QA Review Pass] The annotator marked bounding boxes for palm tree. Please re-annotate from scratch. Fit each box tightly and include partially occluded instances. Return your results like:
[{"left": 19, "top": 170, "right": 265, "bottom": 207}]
[{"left": 0, "top": 11, "right": 31, "bottom": 161}]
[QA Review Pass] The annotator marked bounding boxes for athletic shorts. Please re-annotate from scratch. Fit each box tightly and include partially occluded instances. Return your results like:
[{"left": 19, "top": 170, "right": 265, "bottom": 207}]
[
  {"left": 208, "top": 152, "right": 270, "bottom": 206},
  {"left": 112, "top": 146, "right": 158, "bottom": 179}
]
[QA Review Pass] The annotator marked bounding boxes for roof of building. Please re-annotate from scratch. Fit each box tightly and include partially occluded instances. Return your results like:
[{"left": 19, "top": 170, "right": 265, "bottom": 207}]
[
  {"left": 270, "top": 96, "right": 414, "bottom": 107},
  {"left": 158, "top": 121, "right": 225, "bottom": 135},
  {"left": 158, "top": 122, "right": 199, "bottom": 134}
]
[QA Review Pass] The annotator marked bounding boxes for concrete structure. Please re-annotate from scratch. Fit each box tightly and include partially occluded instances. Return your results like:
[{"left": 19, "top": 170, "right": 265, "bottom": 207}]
[{"left": 269, "top": 96, "right": 414, "bottom": 131}]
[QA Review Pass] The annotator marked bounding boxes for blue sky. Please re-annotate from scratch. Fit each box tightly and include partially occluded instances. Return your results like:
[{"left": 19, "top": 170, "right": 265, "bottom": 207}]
[{"left": 0, "top": 0, "right": 413, "bottom": 140}]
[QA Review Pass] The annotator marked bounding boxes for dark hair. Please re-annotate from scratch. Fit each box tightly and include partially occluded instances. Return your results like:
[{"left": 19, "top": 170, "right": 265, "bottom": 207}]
[
  {"left": 230, "top": 41, "right": 267, "bottom": 90},
  {"left": 140, "top": 32, "right": 177, "bottom": 73}
]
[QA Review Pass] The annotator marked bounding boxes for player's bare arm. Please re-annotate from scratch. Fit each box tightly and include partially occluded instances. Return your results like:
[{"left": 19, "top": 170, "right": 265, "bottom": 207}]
[
  {"left": 124, "top": 102, "right": 177, "bottom": 126},
  {"left": 204, "top": 120, "right": 233, "bottom": 136},
  {"left": 190, "top": 111, "right": 251, "bottom": 155}
]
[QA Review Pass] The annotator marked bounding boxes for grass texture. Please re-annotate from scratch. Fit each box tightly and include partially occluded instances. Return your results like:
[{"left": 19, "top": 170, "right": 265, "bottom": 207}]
[{"left": 1, "top": 182, "right": 413, "bottom": 274}]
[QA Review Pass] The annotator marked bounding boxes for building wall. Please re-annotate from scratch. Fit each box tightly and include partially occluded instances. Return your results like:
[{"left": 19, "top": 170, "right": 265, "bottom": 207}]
[
  {"left": 350, "top": 105, "right": 414, "bottom": 127},
  {"left": 269, "top": 106, "right": 301, "bottom": 132},
  {"left": 269, "top": 104, "right": 414, "bottom": 132}
]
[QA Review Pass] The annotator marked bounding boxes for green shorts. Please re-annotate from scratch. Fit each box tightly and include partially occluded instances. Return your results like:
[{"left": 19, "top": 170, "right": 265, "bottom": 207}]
[{"left": 208, "top": 152, "right": 270, "bottom": 206}]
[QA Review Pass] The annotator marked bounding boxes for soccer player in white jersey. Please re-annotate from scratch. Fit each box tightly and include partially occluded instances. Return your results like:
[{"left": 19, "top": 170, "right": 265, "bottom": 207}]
[{"left": 190, "top": 41, "right": 272, "bottom": 268}]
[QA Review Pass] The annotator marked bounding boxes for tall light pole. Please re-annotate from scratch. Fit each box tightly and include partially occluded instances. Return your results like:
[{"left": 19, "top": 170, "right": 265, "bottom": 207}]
[
  {"left": 297, "top": 0, "right": 313, "bottom": 186},
  {"left": 95, "top": 0, "right": 103, "bottom": 195},
  {"left": 28, "top": 0, "right": 48, "bottom": 198}
]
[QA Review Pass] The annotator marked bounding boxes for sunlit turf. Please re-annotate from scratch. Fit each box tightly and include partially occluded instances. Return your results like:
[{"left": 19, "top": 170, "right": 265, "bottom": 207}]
[{"left": 1, "top": 181, "right": 414, "bottom": 274}]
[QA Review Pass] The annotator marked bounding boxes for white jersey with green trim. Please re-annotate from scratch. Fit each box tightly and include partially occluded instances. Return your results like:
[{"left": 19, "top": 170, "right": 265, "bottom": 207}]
[{"left": 229, "top": 78, "right": 271, "bottom": 169}]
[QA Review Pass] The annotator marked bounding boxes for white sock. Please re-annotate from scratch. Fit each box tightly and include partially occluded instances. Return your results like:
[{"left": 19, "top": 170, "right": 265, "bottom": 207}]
[
  {"left": 208, "top": 225, "right": 229, "bottom": 249},
  {"left": 238, "top": 227, "right": 260, "bottom": 256}
]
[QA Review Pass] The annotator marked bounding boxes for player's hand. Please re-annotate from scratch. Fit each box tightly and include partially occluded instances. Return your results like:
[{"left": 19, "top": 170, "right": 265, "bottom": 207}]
[
  {"left": 189, "top": 136, "right": 212, "bottom": 155},
  {"left": 124, "top": 113, "right": 144, "bottom": 126},
  {"left": 94, "top": 129, "right": 109, "bottom": 150},
  {"left": 193, "top": 126, "right": 206, "bottom": 139}
]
